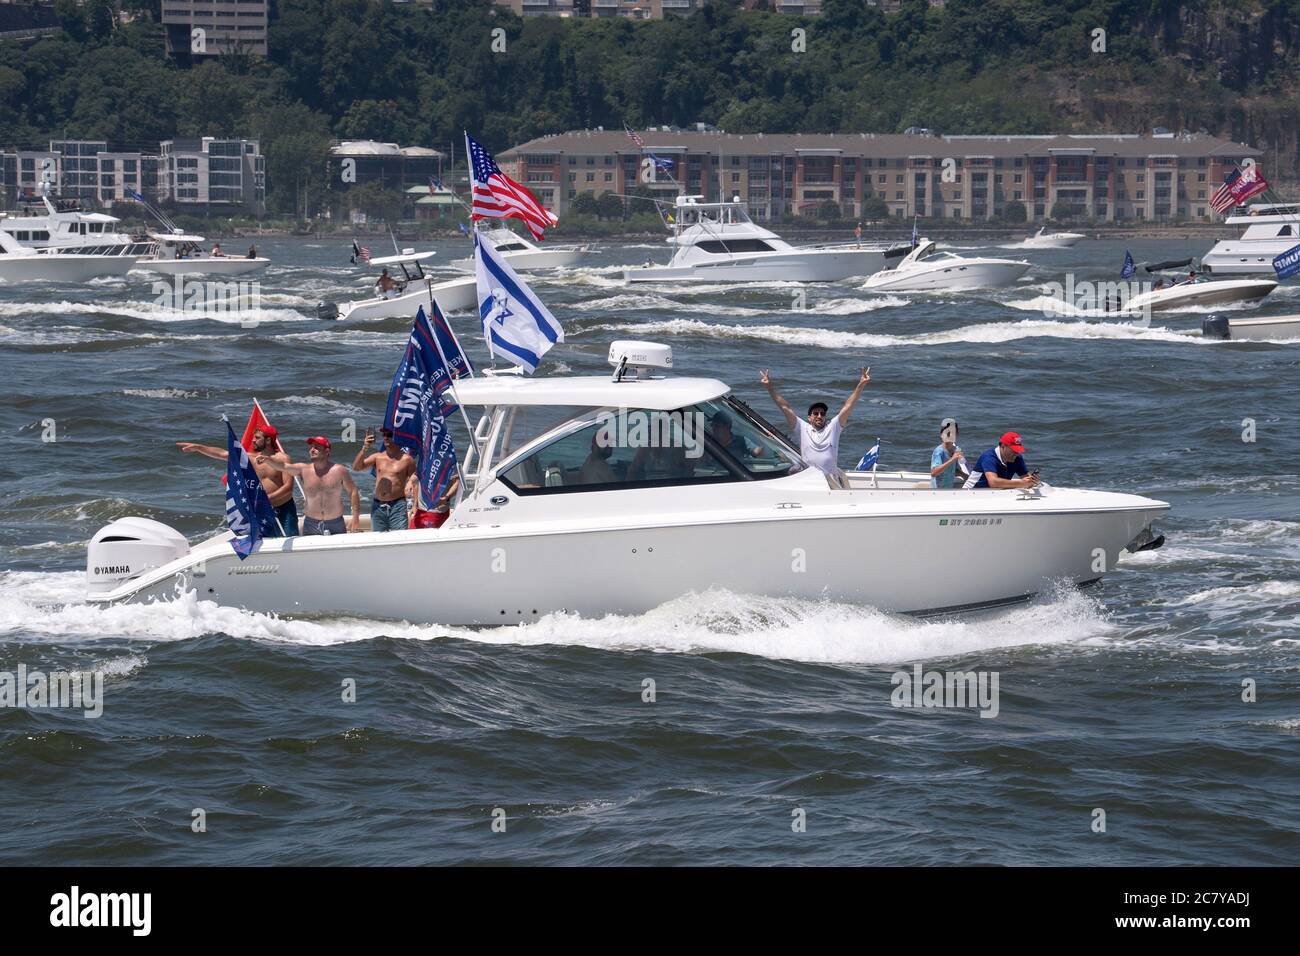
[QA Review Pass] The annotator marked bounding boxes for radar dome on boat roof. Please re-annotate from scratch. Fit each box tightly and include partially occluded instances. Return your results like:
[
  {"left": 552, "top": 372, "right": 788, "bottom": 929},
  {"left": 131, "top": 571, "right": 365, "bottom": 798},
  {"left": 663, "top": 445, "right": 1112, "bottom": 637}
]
[{"left": 608, "top": 340, "right": 672, "bottom": 373}]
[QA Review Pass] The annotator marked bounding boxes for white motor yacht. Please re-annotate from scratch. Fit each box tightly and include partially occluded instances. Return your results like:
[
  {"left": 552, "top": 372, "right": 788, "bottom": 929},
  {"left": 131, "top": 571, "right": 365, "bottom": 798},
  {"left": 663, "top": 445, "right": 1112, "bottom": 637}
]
[
  {"left": 449, "top": 226, "right": 591, "bottom": 272},
  {"left": 133, "top": 232, "right": 269, "bottom": 276},
  {"left": 0, "top": 194, "right": 154, "bottom": 257},
  {"left": 316, "top": 250, "right": 476, "bottom": 320},
  {"left": 862, "top": 239, "right": 1031, "bottom": 292},
  {"left": 86, "top": 341, "right": 1169, "bottom": 624},
  {"left": 0, "top": 226, "right": 137, "bottom": 282},
  {"left": 1201, "top": 203, "right": 1300, "bottom": 276},
  {"left": 625, "top": 195, "right": 907, "bottom": 283},
  {"left": 1020, "top": 227, "right": 1085, "bottom": 249},
  {"left": 1124, "top": 274, "right": 1276, "bottom": 313}
]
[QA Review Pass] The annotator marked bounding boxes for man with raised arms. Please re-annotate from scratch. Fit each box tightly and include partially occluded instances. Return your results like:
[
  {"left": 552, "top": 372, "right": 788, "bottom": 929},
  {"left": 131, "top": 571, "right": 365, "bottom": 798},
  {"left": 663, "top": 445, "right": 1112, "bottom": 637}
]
[
  {"left": 262, "top": 436, "right": 361, "bottom": 535},
  {"left": 760, "top": 367, "right": 872, "bottom": 474}
]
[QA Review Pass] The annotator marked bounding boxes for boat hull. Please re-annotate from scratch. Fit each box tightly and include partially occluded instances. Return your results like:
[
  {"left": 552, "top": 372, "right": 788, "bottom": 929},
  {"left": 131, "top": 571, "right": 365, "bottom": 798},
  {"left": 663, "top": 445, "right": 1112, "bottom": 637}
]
[
  {"left": 1203, "top": 313, "right": 1300, "bottom": 341},
  {"left": 625, "top": 248, "right": 889, "bottom": 283},
  {"left": 449, "top": 247, "right": 589, "bottom": 272},
  {"left": 135, "top": 257, "right": 269, "bottom": 277},
  {"left": 334, "top": 277, "right": 477, "bottom": 320},
  {"left": 92, "top": 490, "right": 1166, "bottom": 625},
  {"left": 0, "top": 255, "right": 138, "bottom": 283},
  {"left": 863, "top": 260, "right": 1031, "bottom": 292},
  {"left": 1202, "top": 240, "right": 1299, "bottom": 276},
  {"left": 1128, "top": 279, "right": 1276, "bottom": 312}
]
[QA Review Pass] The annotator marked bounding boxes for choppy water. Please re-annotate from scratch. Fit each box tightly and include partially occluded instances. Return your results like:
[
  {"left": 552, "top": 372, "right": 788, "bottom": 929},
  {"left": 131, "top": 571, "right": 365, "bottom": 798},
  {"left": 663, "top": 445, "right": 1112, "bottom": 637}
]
[{"left": 2, "top": 235, "right": 1298, "bottom": 865}]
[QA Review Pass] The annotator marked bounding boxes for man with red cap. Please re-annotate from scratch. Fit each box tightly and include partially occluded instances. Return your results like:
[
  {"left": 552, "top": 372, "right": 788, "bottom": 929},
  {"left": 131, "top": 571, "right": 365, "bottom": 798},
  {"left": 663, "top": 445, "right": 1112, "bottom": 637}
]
[
  {"left": 177, "top": 425, "right": 298, "bottom": 535},
  {"left": 262, "top": 435, "right": 360, "bottom": 535},
  {"left": 963, "top": 431, "right": 1039, "bottom": 490}
]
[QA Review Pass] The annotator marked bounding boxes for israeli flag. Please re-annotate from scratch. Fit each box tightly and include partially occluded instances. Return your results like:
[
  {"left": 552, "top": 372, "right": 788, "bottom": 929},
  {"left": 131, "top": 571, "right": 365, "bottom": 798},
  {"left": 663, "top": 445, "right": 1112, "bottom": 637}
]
[
  {"left": 223, "top": 419, "right": 280, "bottom": 559},
  {"left": 475, "top": 233, "right": 563, "bottom": 373},
  {"left": 1120, "top": 250, "right": 1136, "bottom": 279},
  {"left": 856, "top": 439, "right": 881, "bottom": 471},
  {"left": 911, "top": 223, "right": 919, "bottom": 246}
]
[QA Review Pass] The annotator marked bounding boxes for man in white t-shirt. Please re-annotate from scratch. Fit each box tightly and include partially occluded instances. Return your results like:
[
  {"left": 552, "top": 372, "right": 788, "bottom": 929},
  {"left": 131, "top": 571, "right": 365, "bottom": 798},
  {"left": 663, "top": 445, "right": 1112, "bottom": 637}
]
[{"left": 760, "top": 367, "right": 872, "bottom": 474}]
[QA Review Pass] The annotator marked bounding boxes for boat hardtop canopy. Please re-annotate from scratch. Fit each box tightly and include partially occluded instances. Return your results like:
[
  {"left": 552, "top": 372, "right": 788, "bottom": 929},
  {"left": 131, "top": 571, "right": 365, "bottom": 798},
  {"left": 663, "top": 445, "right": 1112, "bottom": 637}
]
[
  {"left": 150, "top": 232, "right": 207, "bottom": 243},
  {"left": 369, "top": 249, "right": 436, "bottom": 266},
  {"left": 452, "top": 374, "right": 729, "bottom": 411}
]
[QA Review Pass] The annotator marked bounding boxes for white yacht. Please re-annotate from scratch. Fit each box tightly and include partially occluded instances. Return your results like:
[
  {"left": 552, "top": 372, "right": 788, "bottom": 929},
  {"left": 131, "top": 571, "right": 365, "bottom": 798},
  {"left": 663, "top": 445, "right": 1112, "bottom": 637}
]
[
  {"left": 862, "top": 239, "right": 1031, "bottom": 292},
  {"left": 625, "top": 195, "right": 907, "bottom": 283},
  {"left": 449, "top": 226, "right": 591, "bottom": 272},
  {"left": 1202, "top": 203, "right": 1300, "bottom": 276},
  {"left": 85, "top": 341, "right": 1169, "bottom": 624},
  {"left": 133, "top": 232, "right": 269, "bottom": 276},
  {"left": 1124, "top": 275, "right": 1276, "bottom": 312},
  {"left": 316, "top": 249, "right": 476, "bottom": 320},
  {"left": 0, "top": 195, "right": 154, "bottom": 257},
  {"left": 1020, "top": 227, "right": 1085, "bottom": 249},
  {"left": 0, "top": 227, "right": 137, "bottom": 282}
]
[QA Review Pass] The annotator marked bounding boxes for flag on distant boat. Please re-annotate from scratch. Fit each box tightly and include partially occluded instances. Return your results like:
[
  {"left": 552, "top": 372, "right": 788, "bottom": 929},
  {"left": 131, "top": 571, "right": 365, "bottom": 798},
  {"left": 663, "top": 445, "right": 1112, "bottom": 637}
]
[
  {"left": 127, "top": 189, "right": 146, "bottom": 203},
  {"left": 625, "top": 124, "right": 646, "bottom": 150},
  {"left": 1273, "top": 243, "right": 1300, "bottom": 281},
  {"left": 458, "top": 221, "right": 470, "bottom": 236},
  {"left": 1211, "top": 165, "right": 1269, "bottom": 214},
  {"left": 649, "top": 155, "right": 674, "bottom": 172},
  {"left": 415, "top": 386, "right": 458, "bottom": 512},
  {"left": 911, "top": 222, "right": 919, "bottom": 246},
  {"left": 223, "top": 419, "right": 280, "bottom": 559},
  {"left": 475, "top": 233, "right": 563, "bottom": 374},
  {"left": 350, "top": 240, "right": 371, "bottom": 264},
  {"left": 856, "top": 439, "right": 881, "bottom": 471},
  {"left": 429, "top": 175, "right": 445, "bottom": 195},
  {"left": 465, "top": 132, "right": 557, "bottom": 240},
  {"left": 383, "top": 304, "right": 473, "bottom": 449},
  {"left": 1120, "top": 250, "right": 1136, "bottom": 279}
]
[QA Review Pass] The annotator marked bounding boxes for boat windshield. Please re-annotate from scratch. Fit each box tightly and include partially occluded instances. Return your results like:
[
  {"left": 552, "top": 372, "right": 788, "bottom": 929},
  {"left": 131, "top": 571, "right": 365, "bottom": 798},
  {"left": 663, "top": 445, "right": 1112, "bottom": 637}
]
[{"left": 497, "top": 396, "right": 805, "bottom": 495}]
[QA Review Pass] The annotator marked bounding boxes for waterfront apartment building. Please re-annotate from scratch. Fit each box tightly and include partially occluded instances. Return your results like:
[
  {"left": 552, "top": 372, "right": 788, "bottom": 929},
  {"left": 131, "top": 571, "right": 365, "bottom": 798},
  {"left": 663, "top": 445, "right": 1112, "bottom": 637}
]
[
  {"left": 161, "top": 0, "right": 269, "bottom": 57},
  {"left": 499, "top": 129, "right": 1263, "bottom": 222},
  {"left": 159, "top": 137, "right": 266, "bottom": 212}
]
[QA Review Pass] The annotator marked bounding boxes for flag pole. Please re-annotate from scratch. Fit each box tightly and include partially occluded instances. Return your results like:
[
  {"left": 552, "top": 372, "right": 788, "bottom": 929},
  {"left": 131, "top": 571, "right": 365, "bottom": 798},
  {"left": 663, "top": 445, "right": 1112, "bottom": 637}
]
[
  {"left": 227, "top": 413, "right": 284, "bottom": 536},
  {"left": 425, "top": 285, "right": 483, "bottom": 469},
  {"left": 253, "top": 396, "right": 306, "bottom": 506}
]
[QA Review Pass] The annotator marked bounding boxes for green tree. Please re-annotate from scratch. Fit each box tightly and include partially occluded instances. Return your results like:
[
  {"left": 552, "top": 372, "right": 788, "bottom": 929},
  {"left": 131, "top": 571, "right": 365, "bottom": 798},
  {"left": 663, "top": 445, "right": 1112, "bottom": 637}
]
[
  {"left": 570, "top": 192, "right": 600, "bottom": 217},
  {"left": 860, "top": 194, "right": 889, "bottom": 220},
  {"left": 596, "top": 190, "right": 623, "bottom": 220},
  {"left": 1001, "top": 202, "right": 1028, "bottom": 223}
]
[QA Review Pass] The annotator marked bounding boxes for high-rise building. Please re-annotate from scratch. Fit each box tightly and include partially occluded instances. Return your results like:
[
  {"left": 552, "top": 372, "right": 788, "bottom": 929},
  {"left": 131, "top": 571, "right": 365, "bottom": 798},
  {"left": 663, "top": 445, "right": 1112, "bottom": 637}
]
[
  {"left": 160, "top": 137, "right": 266, "bottom": 212},
  {"left": 162, "top": 0, "right": 269, "bottom": 57}
]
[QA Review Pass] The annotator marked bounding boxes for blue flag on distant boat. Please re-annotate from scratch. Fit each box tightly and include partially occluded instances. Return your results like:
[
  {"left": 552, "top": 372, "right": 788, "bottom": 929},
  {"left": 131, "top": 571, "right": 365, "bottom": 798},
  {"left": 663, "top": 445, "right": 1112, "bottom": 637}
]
[
  {"left": 475, "top": 233, "right": 564, "bottom": 373},
  {"left": 127, "top": 189, "right": 146, "bottom": 203},
  {"left": 416, "top": 387, "right": 458, "bottom": 512},
  {"left": 856, "top": 439, "right": 881, "bottom": 471},
  {"left": 458, "top": 221, "right": 470, "bottom": 236},
  {"left": 1273, "top": 243, "right": 1300, "bottom": 280},
  {"left": 383, "top": 303, "right": 473, "bottom": 450},
  {"left": 1120, "top": 250, "right": 1136, "bottom": 279},
  {"left": 649, "top": 155, "right": 674, "bottom": 172},
  {"left": 223, "top": 419, "right": 279, "bottom": 559},
  {"left": 910, "top": 223, "right": 919, "bottom": 246}
]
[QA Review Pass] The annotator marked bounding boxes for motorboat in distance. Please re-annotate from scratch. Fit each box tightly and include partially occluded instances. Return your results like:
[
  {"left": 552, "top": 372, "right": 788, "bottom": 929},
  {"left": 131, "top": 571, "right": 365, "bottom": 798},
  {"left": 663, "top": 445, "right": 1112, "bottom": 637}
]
[
  {"left": 449, "top": 226, "right": 591, "bottom": 272},
  {"left": 0, "top": 226, "right": 137, "bottom": 282},
  {"left": 1201, "top": 203, "right": 1300, "bottom": 276},
  {"left": 133, "top": 232, "right": 269, "bottom": 276},
  {"left": 1020, "top": 226, "right": 1085, "bottom": 249},
  {"left": 86, "top": 340, "right": 1169, "bottom": 624},
  {"left": 862, "top": 239, "right": 1031, "bottom": 292},
  {"left": 1120, "top": 259, "right": 1275, "bottom": 313},
  {"left": 316, "top": 249, "right": 476, "bottom": 320},
  {"left": 624, "top": 195, "right": 908, "bottom": 283},
  {"left": 1202, "top": 313, "right": 1300, "bottom": 341}
]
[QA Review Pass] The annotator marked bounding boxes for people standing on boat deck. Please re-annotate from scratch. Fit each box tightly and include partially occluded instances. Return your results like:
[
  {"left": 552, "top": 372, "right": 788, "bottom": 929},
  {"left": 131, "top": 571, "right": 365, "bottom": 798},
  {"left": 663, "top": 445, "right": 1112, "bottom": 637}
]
[
  {"left": 407, "top": 473, "right": 459, "bottom": 529},
  {"left": 854, "top": 222, "right": 863, "bottom": 246},
  {"left": 963, "top": 432, "right": 1040, "bottom": 490},
  {"left": 352, "top": 427, "right": 416, "bottom": 532},
  {"left": 261, "top": 436, "right": 361, "bottom": 535},
  {"left": 246, "top": 244, "right": 257, "bottom": 259},
  {"left": 376, "top": 268, "right": 399, "bottom": 299},
  {"left": 930, "top": 417, "right": 969, "bottom": 489},
  {"left": 210, "top": 243, "right": 225, "bottom": 258},
  {"left": 760, "top": 367, "right": 871, "bottom": 474},
  {"left": 175, "top": 426, "right": 298, "bottom": 536}
]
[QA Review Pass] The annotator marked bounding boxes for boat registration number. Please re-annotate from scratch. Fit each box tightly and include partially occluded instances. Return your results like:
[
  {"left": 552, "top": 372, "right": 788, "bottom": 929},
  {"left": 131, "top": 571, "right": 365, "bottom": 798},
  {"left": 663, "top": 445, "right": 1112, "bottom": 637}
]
[{"left": 939, "top": 517, "right": 1004, "bottom": 527}]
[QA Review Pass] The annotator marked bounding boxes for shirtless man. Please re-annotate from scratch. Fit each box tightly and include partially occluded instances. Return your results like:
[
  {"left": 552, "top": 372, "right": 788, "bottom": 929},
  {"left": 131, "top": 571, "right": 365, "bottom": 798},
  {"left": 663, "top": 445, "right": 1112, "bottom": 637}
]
[
  {"left": 376, "top": 268, "right": 400, "bottom": 299},
  {"left": 210, "top": 243, "right": 225, "bottom": 258},
  {"left": 177, "top": 426, "right": 298, "bottom": 535},
  {"left": 262, "top": 436, "right": 360, "bottom": 535},
  {"left": 352, "top": 427, "right": 416, "bottom": 531}
]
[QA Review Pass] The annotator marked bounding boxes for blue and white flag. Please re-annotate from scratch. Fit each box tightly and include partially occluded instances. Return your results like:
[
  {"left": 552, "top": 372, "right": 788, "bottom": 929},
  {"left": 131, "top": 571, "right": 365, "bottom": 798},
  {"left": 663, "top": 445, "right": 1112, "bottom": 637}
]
[
  {"left": 127, "top": 189, "right": 146, "bottom": 203},
  {"left": 475, "top": 233, "right": 564, "bottom": 373},
  {"left": 856, "top": 439, "right": 881, "bottom": 471},
  {"left": 416, "top": 387, "right": 459, "bottom": 511},
  {"left": 1120, "top": 249, "right": 1136, "bottom": 279},
  {"left": 383, "top": 304, "right": 473, "bottom": 450},
  {"left": 1273, "top": 243, "right": 1300, "bottom": 281},
  {"left": 649, "top": 155, "right": 674, "bottom": 172},
  {"left": 910, "top": 222, "right": 919, "bottom": 246},
  {"left": 223, "top": 419, "right": 279, "bottom": 559},
  {"left": 458, "top": 221, "right": 470, "bottom": 236}
]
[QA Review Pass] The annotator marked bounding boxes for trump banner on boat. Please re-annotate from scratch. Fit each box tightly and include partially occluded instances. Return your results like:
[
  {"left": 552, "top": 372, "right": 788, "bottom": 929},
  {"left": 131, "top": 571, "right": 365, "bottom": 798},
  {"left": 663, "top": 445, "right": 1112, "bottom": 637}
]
[
  {"left": 416, "top": 386, "right": 458, "bottom": 512},
  {"left": 223, "top": 419, "right": 280, "bottom": 559},
  {"left": 1273, "top": 243, "right": 1300, "bottom": 281},
  {"left": 383, "top": 304, "right": 473, "bottom": 451},
  {"left": 475, "top": 233, "right": 564, "bottom": 374}
]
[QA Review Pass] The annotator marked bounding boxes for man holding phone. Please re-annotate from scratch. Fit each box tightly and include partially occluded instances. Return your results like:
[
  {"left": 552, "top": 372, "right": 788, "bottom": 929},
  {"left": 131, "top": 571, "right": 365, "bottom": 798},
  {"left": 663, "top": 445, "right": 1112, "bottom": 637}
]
[
  {"left": 352, "top": 427, "right": 416, "bottom": 531},
  {"left": 963, "top": 431, "right": 1040, "bottom": 490}
]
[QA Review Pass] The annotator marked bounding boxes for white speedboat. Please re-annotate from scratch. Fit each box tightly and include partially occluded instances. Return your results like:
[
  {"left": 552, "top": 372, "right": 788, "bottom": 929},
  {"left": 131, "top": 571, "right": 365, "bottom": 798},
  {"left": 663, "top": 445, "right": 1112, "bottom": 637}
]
[
  {"left": 1125, "top": 275, "right": 1276, "bottom": 313},
  {"left": 624, "top": 195, "right": 907, "bottom": 283},
  {"left": 1202, "top": 203, "right": 1300, "bottom": 276},
  {"left": 316, "top": 250, "right": 476, "bottom": 320},
  {"left": 0, "top": 227, "right": 137, "bottom": 282},
  {"left": 85, "top": 341, "right": 1169, "bottom": 624},
  {"left": 1202, "top": 313, "right": 1300, "bottom": 340},
  {"left": 133, "top": 232, "right": 269, "bottom": 276},
  {"left": 449, "top": 226, "right": 591, "bottom": 272},
  {"left": 862, "top": 239, "right": 1031, "bottom": 292},
  {"left": 1020, "top": 227, "right": 1085, "bottom": 249},
  {"left": 0, "top": 194, "right": 154, "bottom": 257}
]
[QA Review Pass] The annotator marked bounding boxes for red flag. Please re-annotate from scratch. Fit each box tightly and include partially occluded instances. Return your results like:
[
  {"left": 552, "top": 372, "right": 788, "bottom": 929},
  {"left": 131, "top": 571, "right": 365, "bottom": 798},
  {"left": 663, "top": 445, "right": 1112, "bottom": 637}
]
[{"left": 222, "top": 401, "right": 283, "bottom": 485}]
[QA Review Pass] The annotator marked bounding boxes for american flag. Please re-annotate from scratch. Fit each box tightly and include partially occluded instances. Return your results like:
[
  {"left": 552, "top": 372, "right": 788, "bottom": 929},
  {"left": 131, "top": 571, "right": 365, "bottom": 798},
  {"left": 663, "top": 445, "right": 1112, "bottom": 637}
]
[
  {"left": 625, "top": 125, "right": 645, "bottom": 150},
  {"left": 350, "top": 240, "right": 371, "bottom": 264},
  {"left": 1211, "top": 166, "right": 1269, "bottom": 214},
  {"left": 465, "top": 132, "right": 557, "bottom": 240}
]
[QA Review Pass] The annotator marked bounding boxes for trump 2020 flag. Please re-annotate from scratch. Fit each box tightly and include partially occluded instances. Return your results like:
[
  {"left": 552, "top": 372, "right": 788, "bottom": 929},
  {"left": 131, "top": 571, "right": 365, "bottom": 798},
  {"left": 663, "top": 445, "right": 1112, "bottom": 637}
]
[
  {"left": 223, "top": 419, "right": 279, "bottom": 559},
  {"left": 475, "top": 233, "right": 563, "bottom": 373},
  {"left": 1273, "top": 243, "right": 1300, "bottom": 281},
  {"left": 1120, "top": 250, "right": 1136, "bottom": 280},
  {"left": 383, "top": 304, "right": 472, "bottom": 450},
  {"left": 417, "top": 386, "right": 458, "bottom": 512},
  {"left": 856, "top": 439, "right": 881, "bottom": 471}
]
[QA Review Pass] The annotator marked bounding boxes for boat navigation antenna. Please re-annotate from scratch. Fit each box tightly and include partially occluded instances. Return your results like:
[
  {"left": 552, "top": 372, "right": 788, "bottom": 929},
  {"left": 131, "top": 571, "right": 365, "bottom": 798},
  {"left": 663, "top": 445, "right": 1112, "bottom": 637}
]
[{"left": 608, "top": 341, "right": 673, "bottom": 382}]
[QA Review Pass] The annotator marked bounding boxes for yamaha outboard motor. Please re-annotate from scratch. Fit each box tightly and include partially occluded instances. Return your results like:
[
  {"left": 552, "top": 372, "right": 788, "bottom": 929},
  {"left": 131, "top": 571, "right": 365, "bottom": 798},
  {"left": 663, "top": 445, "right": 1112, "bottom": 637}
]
[
  {"left": 87, "top": 517, "right": 190, "bottom": 596},
  {"left": 1202, "top": 314, "right": 1231, "bottom": 339},
  {"left": 316, "top": 300, "right": 340, "bottom": 321}
]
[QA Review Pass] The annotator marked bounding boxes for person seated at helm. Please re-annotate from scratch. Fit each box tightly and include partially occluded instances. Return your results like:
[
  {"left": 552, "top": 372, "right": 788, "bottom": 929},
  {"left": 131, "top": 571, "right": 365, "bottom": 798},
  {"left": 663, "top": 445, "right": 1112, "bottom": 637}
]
[
  {"left": 578, "top": 432, "right": 620, "bottom": 485},
  {"left": 710, "top": 413, "right": 766, "bottom": 463}
]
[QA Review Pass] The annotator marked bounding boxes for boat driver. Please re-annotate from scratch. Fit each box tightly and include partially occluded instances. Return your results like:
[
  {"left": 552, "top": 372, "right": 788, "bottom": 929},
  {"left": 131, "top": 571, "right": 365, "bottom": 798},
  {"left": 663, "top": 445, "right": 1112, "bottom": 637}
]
[
  {"left": 760, "top": 367, "right": 872, "bottom": 474},
  {"left": 377, "top": 268, "right": 400, "bottom": 299},
  {"left": 261, "top": 436, "right": 361, "bottom": 535}
]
